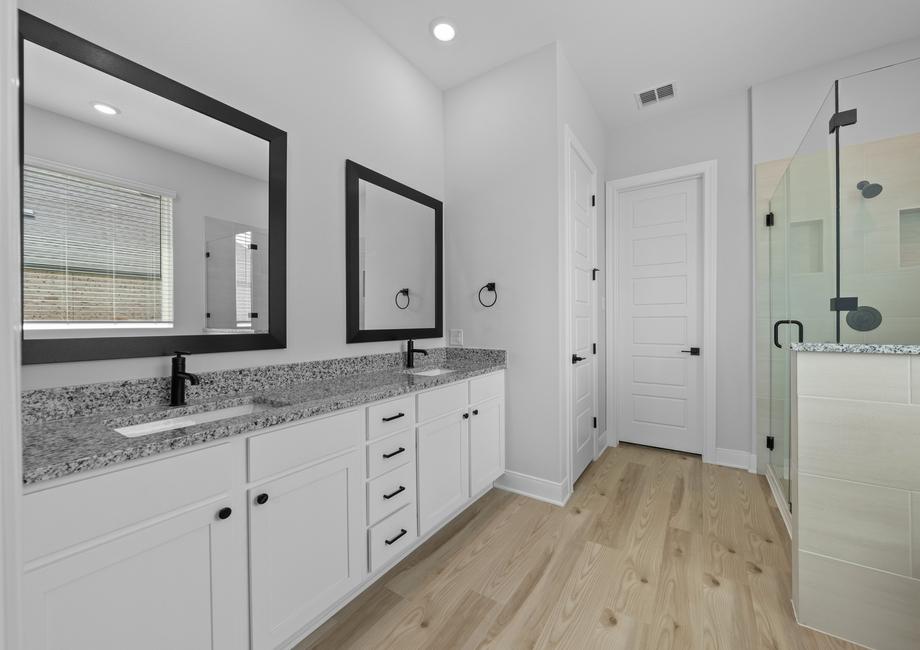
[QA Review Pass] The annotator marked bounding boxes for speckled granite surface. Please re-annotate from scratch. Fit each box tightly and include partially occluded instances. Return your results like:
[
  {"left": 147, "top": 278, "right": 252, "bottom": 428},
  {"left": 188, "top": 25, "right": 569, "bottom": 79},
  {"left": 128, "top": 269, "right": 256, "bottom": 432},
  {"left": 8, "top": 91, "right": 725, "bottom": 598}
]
[
  {"left": 791, "top": 342, "right": 920, "bottom": 355},
  {"left": 22, "top": 347, "right": 505, "bottom": 486}
]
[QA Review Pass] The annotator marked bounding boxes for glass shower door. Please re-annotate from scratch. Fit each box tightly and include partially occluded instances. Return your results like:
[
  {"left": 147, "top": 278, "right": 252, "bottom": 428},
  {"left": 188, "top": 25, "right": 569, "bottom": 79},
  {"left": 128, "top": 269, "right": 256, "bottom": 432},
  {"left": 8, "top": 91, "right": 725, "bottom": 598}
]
[{"left": 768, "top": 175, "right": 791, "bottom": 499}]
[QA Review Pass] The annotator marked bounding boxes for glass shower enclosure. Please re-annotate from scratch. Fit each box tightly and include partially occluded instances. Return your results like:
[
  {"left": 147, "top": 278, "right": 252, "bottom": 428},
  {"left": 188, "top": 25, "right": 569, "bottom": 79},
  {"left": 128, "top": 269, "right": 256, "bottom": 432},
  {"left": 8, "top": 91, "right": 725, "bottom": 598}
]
[{"left": 758, "top": 57, "right": 920, "bottom": 508}]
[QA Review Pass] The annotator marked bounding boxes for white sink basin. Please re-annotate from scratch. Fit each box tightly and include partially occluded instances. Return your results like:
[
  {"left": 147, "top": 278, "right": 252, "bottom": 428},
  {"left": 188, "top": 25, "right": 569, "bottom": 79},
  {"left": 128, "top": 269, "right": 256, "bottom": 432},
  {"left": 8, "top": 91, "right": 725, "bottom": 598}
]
[
  {"left": 411, "top": 368, "right": 455, "bottom": 377},
  {"left": 114, "top": 403, "right": 269, "bottom": 438}
]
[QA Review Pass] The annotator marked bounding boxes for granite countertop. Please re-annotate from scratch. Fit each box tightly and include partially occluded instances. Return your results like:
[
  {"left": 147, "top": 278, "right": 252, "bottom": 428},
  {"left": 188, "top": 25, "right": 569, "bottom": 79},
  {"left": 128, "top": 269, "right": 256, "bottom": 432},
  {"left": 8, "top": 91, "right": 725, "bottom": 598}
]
[
  {"left": 23, "top": 358, "right": 504, "bottom": 486},
  {"left": 791, "top": 342, "right": 920, "bottom": 355}
]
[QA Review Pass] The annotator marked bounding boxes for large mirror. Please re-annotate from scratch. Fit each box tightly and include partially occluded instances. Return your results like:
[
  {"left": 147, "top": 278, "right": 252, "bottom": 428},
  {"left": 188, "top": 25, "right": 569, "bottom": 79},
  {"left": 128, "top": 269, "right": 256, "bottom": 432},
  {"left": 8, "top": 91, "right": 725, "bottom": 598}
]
[
  {"left": 346, "top": 161, "right": 442, "bottom": 342},
  {"left": 19, "top": 12, "right": 286, "bottom": 364}
]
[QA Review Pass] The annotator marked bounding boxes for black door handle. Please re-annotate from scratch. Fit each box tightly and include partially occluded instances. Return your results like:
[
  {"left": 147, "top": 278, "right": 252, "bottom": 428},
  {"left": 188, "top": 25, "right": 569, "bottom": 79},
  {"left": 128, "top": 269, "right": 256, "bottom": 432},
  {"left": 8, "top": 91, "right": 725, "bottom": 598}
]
[
  {"left": 385, "top": 529, "right": 408, "bottom": 545},
  {"left": 572, "top": 354, "right": 586, "bottom": 364},
  {"left": 382, "top": 447, "right": 406, "bottom": 459},
  {"left": 383, "top": 485, "right": 406, "bottom": 500},
  {"left": 773, "top": 319, "right": 805, "bottom": 349},
  {"left": 680, "top": 347, "right": 701, "bottom": 356},
  {"left": 382, "top": 412, "right": 405, "bottom": 422}
]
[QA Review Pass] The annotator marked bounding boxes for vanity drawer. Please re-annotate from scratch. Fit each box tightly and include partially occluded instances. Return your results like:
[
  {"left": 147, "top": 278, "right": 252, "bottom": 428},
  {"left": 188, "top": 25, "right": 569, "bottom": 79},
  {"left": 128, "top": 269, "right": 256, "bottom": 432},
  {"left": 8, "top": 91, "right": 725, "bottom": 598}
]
[
  {"left": 23, "top": 443, "right": 235, "bottom": 563},
  {"left": 248, "top": 410, "right": 362, "bottom": 482},
  {"left": 417, "top": 382, "right": 467, "bottom": 423},
  {"left": 367, "top": 429, "right": 414, "bottom": 479},
  {"left": 470, "top": 372, "right": 504, "bottom": 404},
  {"left": 367, "top": 396, "right": 414, "bottom": 441},
  {"left": 367, "top": 462, "right": 416, "bottom": 525},
  {"left": 368, "top": 503, "right": 417, "bottom": 573}
]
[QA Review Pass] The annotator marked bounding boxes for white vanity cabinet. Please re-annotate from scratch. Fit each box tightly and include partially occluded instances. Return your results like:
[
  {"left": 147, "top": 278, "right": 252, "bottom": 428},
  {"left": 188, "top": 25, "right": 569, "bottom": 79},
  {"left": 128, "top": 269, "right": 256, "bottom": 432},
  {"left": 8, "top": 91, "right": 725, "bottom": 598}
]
[
  {"left": 22, "top": 369, "right": 505, "bottom": 650},
  {"left": 21, "top": 444, "right": 248, "bottom": 650}
]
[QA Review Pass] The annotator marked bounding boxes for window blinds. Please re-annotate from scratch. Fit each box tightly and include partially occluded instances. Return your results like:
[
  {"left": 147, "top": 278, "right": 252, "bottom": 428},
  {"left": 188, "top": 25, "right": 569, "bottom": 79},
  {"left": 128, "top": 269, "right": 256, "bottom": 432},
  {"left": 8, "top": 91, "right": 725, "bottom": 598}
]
[{"left": 22, "top": 164, "right": 174, "bottom": 325}]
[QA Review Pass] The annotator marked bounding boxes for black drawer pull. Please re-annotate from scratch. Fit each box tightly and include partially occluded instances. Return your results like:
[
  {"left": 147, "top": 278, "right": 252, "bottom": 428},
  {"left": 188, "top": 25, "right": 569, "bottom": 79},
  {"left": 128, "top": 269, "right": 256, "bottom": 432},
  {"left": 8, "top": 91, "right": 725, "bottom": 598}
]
[
  {"left": 382, "top": 412, "right": 405, "bottom": 422},
  {"left": 385, "top": 528, "right": 408, "bottom": 545},
  {"left": 383, "top": 485, "right": 406, "bottom": 500},
  {"left": 217, "top": 507, "right": 232, "bottom": 520},
  {"left": 382, "top": 447, "right": 406, "bottom": 459},
  {"left": 255, "top": 493, "right": 269, "bottom": 505}
]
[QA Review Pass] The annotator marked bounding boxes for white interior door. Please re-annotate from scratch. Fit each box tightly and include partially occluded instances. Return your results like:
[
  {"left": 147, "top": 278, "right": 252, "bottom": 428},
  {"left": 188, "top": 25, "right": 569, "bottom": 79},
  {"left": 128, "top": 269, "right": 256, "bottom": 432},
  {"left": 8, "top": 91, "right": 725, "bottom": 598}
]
[
  {"left": 616, "top": 177, "right": 703, "bottom": 454},
  {"left": 568, "top": 134, "right": 597, "bottom": 483}
]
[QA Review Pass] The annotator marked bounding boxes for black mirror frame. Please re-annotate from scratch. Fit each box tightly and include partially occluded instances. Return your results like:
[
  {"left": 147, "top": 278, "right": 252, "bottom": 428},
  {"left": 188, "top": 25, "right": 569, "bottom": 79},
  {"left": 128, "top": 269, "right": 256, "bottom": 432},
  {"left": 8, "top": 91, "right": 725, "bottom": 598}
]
[
  {"left": 345, "top": 160, "right": 443, "bottom": 343},
  {"left": 19, "top": 12, "right": 287, "bottom": 364}
]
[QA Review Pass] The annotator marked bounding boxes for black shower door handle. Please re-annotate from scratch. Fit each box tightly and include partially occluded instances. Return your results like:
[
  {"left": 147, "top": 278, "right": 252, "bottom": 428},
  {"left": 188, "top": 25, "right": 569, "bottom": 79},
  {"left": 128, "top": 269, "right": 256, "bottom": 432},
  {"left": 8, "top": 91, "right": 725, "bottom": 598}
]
[{"left": 773, "top": 320, "right": 804, "bottom": 349}]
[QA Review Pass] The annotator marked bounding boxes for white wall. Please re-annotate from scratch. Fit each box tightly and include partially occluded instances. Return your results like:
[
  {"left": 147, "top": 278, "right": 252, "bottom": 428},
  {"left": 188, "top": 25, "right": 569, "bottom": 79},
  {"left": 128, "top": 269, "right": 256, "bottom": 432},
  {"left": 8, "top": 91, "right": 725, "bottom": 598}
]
[
  {"left": 556, "top": 46, "right": 608, "bottom": 473},
  {"left": 607, "top": 90, "right": 754, "bottom": 457},
  {"left": 20, "top": 0, "right": 445, "bottom": 388},
  {"left": 753, "top": 36, "right": 920, "bottom": 165},
  {"left": 445, "top": 44, "right": 561, "bottom": 484},
  {"left": 24, "top": 105, "right": 268, "bottom": 337}
]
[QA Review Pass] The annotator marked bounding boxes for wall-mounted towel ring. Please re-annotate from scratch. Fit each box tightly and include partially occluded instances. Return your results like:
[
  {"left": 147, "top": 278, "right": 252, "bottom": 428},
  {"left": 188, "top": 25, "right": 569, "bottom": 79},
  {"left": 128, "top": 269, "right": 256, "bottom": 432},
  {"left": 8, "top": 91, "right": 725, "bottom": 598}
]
[
  {"left": 478, "top": 282, "right": 497, "bottom": 308},
  {"left": 394, "top": 288, "right": 410, "bottom": 310}
]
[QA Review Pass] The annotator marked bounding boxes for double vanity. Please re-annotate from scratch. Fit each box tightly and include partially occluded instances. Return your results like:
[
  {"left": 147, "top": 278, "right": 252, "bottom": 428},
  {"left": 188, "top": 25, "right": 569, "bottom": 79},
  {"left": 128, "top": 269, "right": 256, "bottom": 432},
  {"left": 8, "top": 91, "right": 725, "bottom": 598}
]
[{"left": 20, "top": 349, "right": 505, "bottom": 650}]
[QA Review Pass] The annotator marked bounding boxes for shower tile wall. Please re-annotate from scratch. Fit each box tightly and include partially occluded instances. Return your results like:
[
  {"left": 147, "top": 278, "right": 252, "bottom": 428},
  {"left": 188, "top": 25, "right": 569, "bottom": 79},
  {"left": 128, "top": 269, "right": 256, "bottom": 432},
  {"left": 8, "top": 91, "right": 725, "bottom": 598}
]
[{"left": 794, "top": 351, "right": 920, "bottom": 650}]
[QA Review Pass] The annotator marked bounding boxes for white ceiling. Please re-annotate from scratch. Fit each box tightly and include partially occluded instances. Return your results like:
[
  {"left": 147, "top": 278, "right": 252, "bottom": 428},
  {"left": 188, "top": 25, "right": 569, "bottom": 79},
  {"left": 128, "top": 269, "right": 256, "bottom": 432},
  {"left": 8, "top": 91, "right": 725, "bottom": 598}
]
[
  {"left": 24, "top": 41, "right": 268, "bottom": 181},
  {"left": 338, "top": 0, "right": 920, "bottom": 129}
]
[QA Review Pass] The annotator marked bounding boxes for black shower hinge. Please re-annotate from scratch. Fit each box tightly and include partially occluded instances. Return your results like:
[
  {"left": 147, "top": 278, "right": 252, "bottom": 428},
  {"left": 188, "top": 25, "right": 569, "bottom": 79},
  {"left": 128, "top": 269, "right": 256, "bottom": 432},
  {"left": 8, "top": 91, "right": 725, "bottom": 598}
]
[
  {"left": 591, "top": 195, "right": 596, "bottom": 207},
  {"left": 766, "top": 435, "right": 774, "bottom": 451},
  {"left": 206, "top": 312, "right": 211, "bottom": 318},
  {"left": 830, "top": 296, "right": 858, "bottom": 312},
  {"left": 765, "top": 212, "right": 774, "bottom": 227},
  {"left": 593, "top": 417, "right": 597, "bottom": 429},
  {"left": 249, "top": 243, "right": 258, "bottom": 250},
  {"left": 828, "top": 108, "right": 857, "bottom": 134},
  {"left": 592, "top": 343, "right": 597, "bottom": 354},
  {"left": 592, "top": 268, "right": 599, "bottom": 280},
  {"left": 205, "top": 251, "right": 210, "bottom": 258},
  {"left": 250, "top": 312, "right": 259, "bottom": 318}
]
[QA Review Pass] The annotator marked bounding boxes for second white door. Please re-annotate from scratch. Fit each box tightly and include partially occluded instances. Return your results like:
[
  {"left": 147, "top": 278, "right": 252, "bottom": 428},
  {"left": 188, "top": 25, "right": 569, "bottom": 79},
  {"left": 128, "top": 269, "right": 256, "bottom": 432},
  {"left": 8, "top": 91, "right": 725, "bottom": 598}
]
[{"left": 616, "top": 176, "right": 703, "bottom": 454}]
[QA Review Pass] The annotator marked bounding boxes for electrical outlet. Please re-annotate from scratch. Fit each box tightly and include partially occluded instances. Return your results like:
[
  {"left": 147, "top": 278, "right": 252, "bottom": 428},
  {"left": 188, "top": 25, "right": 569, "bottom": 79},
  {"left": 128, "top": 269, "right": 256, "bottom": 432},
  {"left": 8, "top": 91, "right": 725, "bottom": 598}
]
[{"left": 449, "top": 329, "right": 463, "bottom": 346}]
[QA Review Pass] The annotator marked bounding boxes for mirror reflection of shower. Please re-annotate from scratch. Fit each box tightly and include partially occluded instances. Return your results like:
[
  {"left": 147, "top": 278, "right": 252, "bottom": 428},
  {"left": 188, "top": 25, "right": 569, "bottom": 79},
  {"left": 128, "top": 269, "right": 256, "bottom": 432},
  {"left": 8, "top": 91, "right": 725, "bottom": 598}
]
[{"left": 856, "top": 179, "right": 883, "bottom": 198}]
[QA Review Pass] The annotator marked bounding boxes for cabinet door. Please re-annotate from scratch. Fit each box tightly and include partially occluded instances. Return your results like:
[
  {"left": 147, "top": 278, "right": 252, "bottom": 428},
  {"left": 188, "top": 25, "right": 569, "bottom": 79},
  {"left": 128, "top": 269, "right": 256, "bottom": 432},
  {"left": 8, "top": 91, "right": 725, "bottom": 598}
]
[
  {"left": 23, "top": 497, "right": 247, "bottom": 650},
  {"left": 470, "top": 397, "right": 505, "bottom": 495},
  {"left": 249, "top": 451, "right": 364, "bottom": 650},
  {"left": 418, "top": 411, "right": 469, "bottom": 535}
]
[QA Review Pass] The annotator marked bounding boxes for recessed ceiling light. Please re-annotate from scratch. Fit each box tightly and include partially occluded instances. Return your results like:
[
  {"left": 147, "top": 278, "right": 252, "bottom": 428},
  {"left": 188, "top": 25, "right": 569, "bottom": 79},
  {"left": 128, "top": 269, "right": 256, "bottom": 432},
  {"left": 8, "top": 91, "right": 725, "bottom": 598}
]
[
  {"left": 91, "top": 102, "right": 120, "bottom": 116},
  {"left": 430, "top": 19, "right": 455, "bottom": 42}
]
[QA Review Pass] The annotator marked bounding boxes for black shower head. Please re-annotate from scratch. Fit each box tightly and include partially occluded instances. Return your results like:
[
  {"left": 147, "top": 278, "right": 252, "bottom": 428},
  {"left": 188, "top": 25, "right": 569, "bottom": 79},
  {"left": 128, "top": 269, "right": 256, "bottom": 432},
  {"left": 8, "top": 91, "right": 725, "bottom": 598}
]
[{"left": 857, "top": 180, "right": 883, "bottom": 199}]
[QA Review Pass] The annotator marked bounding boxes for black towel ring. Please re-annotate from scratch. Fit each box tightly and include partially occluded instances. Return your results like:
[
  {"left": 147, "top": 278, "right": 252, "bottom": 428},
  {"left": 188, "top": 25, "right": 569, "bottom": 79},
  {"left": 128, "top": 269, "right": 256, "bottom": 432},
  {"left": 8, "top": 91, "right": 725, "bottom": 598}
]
[
  {"left": 478, "top": 282, "right": 497, "bottom": 308},
  {"left": 394, "top": 288, "right": 410, "bottom": 310}
]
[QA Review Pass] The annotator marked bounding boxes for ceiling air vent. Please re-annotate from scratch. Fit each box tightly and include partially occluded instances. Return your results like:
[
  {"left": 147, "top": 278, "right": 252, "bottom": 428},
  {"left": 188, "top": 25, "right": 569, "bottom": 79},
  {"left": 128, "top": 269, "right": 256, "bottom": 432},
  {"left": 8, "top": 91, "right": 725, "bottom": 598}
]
[{"left": 635, "top": 83, "right": 675, "bottom": 108}]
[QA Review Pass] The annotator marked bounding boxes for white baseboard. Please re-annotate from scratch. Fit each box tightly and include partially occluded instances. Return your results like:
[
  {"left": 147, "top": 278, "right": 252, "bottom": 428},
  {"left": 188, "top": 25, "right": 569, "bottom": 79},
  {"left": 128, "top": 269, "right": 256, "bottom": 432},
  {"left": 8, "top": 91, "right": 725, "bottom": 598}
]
[
  {"left": 494, "top": 470, "right": 569, "bottom": 506},
  {"left": 714, "top": 447, "right": 757, "bottom": 473}
]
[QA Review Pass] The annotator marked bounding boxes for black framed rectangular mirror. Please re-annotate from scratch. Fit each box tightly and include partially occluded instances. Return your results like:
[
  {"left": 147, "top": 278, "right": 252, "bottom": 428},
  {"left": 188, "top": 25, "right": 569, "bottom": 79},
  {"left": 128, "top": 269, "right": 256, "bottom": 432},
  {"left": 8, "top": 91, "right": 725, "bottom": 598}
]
[
  {"left": 19, "top": 12, "right": 287, "bottom": 364},
  {"left": 345, "top": 160, "right": 442, "bottom": 343}
]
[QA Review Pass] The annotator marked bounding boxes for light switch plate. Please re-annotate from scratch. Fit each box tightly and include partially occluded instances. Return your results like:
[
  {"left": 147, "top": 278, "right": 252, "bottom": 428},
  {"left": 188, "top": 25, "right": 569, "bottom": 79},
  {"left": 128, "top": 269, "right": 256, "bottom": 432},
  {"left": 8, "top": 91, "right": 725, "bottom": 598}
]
[{"left": 449, "top": 329, "right": 463, "bottom": 346}]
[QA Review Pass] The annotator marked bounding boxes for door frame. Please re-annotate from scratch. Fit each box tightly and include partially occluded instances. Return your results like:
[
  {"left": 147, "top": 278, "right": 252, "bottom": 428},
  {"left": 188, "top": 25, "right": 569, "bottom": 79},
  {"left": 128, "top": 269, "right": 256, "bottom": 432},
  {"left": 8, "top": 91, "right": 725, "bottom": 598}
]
[
  {"left": 606, "top": 160, "right": 718, "bottom": 464},
  {"left": 560, "top": 125, "right": 599, "bottom": 498},
  {"left": 0, "top": 2, "right": 23, "bottom": 648}
]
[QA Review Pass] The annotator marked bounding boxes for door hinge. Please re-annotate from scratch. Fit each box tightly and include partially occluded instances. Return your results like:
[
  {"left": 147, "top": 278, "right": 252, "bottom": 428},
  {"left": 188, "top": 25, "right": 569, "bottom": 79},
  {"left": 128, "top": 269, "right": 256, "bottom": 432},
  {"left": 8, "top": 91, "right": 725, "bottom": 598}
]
[
  {"left": 593, "top": 417, "right": 597, "bottom": 429},
  {"left": 766, "top": 435, "right": 775, "bottom": 451},
  {"left": 206, "top": 312, "right": 211, "bottom": 318},
  {"left": 205, "top": 251, "right": 211, "bottom": 258},
  {"left": 830, "top": 296, "right": 858, "bottom": 312},
  {"left": 592, "top": 267, "right": 599, "bottom": 280},
  {"left": 249, "top": 243, "right": 259, "bottom": 250},
  {"left": 828, "top": 108, "right": 857, "bottom": 134},
  {"left": 592, "top": 343, "right": 597, "bottom": 354},
  {"left": 591, "top": 194, "right": 596, "bottom": 207},
  {"left": 250, "top": 312, "right": 259, "bottom": 318},
  {"left": 765, "top": 212, "right": 774, "bottom": 227}
]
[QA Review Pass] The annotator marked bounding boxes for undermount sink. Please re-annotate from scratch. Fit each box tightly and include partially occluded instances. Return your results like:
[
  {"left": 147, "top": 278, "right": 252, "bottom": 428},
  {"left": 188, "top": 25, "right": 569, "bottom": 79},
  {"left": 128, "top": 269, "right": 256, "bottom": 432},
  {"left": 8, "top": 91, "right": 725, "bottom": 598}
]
[
  {"left": 411, "top": 368, "right": 455, "bottom": 377},
  {"left": 114, "top": 403, "right": 270, "bottom": 438}
]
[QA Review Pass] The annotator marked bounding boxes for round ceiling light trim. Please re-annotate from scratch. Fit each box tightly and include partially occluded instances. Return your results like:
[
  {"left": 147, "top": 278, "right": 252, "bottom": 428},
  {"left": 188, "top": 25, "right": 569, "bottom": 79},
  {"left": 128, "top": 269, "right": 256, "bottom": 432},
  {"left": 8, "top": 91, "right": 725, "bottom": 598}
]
[
  {"left": 430, "top": 19, "right": 456, "bottom": 42},
  {"left": 91, "top": 102, "right": 121, "bottom": 116}
]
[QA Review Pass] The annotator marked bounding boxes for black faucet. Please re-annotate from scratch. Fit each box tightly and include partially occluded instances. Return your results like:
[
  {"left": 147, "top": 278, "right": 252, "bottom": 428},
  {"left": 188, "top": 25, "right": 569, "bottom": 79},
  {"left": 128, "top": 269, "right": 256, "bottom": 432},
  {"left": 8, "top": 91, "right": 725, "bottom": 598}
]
[
  {"left": 406, "top": 339, "right": 428, "bottom": 369},
  {"left": 170, "top": 351, "right": 201, "bottom": 406}
]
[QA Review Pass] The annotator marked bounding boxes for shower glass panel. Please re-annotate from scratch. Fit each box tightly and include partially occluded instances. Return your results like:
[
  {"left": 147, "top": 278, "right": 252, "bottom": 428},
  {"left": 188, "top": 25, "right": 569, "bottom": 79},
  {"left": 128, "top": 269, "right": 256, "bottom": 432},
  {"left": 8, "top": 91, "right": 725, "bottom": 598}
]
[
  {"left": 838, "top": 58, "right": 920, "bottom": 343},
  {"left": 766, "top": 86, "right": 836, "bottom": 504}
]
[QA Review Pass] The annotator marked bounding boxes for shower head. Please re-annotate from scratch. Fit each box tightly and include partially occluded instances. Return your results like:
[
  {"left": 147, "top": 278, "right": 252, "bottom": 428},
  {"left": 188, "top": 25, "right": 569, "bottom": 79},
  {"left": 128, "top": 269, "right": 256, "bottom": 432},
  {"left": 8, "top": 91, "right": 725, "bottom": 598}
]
[{"left": 857, "top": 180, "right": 883, "bottom": 199}]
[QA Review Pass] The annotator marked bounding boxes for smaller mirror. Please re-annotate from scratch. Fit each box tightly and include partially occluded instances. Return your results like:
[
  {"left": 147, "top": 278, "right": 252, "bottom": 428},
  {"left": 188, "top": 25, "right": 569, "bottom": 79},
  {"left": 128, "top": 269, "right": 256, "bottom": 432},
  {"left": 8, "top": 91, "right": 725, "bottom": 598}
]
[{"left": 346, "top": 160, "right": 442, "bottom": 342}]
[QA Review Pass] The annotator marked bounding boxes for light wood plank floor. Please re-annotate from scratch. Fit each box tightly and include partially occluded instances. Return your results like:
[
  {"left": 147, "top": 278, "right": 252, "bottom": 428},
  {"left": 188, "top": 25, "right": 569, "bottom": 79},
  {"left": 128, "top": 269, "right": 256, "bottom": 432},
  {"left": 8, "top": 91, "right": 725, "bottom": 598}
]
[{"left": 296, "top": 443, "right": 859, "bottom": 650}]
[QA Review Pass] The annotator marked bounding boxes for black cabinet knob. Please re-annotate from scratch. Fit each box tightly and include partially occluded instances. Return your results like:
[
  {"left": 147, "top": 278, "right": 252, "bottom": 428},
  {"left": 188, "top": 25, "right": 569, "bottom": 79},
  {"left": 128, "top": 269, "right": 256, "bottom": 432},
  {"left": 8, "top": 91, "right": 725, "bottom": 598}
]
[
  {"left": 217, "top": 507, "right": 232, "bottom": 520},
  {"left": 462, "top": 412, "right": 470, "bottom": 419},
  {"left": 472, "top": 409, "right": 479, "bottom": 416},
  {"left": 255, "top": 493, "right": 269, "bottom": 505}
]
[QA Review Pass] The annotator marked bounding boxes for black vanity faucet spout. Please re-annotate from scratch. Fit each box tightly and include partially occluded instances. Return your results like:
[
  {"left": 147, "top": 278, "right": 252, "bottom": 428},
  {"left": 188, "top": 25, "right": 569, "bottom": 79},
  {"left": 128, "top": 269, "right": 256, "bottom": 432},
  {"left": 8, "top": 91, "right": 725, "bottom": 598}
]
[
  {"left": 406, "top": 339, "right": 428, "bottom": 369},
  {"left": 170, "top": 351, "right": 201, "bottom": 407}
]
